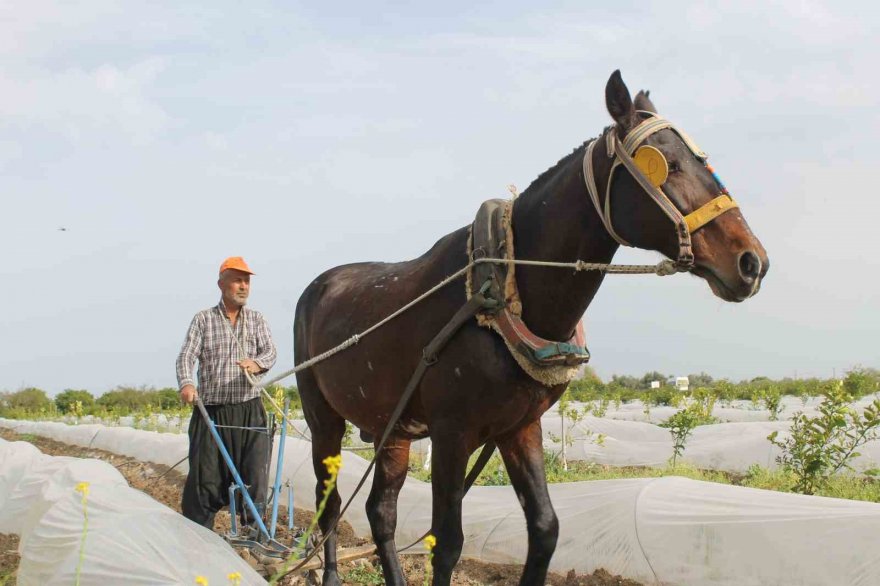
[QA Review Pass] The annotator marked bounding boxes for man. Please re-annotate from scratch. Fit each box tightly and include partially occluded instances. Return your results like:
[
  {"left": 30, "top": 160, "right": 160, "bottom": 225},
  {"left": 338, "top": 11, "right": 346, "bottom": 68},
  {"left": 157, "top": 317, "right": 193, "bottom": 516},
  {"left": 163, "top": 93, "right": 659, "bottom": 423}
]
[{"left": 176, "top": 256, "right": 277, "bottom": 530}]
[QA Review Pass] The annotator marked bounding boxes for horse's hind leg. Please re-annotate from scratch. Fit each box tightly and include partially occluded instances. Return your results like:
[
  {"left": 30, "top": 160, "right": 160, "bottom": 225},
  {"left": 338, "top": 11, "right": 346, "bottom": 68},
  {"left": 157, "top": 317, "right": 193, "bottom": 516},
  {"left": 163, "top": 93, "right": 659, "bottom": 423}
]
[
  {"left": 299, "top": 370, "right": 346, "bottom": 586},
  {"left": 366, "top": 434, "right": 411, "bottom": 586},
  {"left": 497, "top": 419, "right": 559, "bottom": 586}
]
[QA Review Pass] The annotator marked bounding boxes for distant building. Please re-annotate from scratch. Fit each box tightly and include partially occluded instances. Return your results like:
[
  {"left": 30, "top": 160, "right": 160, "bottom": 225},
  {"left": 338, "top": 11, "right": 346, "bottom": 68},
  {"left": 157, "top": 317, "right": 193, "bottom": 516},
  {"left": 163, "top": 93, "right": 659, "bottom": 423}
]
[
  {"left": 650, "top": 381, "right": 661, "bottom": 389},
  {"left": 675, "top": 376, "right": 689, "bottom": 392}
]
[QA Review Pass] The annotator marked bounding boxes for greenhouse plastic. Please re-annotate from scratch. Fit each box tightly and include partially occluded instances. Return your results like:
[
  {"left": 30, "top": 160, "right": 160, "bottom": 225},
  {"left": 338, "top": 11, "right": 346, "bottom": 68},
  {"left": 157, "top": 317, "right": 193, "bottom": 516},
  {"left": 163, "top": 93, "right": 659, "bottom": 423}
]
[
  {"left": 3, "top": 418, "right": 880, "bottom": 585},
  {"left": 0, "top": 435, "right": 265, "bottom": 585}
]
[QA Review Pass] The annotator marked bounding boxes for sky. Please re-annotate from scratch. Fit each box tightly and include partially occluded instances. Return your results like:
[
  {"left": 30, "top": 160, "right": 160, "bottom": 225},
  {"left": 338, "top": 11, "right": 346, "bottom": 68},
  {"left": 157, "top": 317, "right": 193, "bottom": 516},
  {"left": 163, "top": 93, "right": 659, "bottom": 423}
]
[{"left": 1, "top": 1, "right": 878, "bottom": 396}]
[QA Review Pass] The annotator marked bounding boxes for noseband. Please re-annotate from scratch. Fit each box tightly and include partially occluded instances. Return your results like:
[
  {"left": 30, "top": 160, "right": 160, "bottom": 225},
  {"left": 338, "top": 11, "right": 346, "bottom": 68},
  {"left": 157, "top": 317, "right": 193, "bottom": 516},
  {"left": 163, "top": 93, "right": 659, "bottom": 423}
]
[{"left": 583, "top": 112, "right": 739, "bottom": 268}]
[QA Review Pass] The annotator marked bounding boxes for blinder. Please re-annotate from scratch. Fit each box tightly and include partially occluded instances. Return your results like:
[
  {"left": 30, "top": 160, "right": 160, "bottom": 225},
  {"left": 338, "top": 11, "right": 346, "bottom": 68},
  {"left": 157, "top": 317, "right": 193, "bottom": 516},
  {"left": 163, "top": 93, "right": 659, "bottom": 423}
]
[{"left": 584, "top": 111, "right": 740, "bottom": 268}]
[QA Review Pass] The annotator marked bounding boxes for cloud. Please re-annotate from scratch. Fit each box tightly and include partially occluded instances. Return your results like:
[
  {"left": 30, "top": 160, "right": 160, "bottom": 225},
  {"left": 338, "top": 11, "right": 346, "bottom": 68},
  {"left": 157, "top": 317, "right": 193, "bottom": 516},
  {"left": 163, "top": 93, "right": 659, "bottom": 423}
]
[{"left": 0, "top": 58, "right": 171, "bottom": 145}]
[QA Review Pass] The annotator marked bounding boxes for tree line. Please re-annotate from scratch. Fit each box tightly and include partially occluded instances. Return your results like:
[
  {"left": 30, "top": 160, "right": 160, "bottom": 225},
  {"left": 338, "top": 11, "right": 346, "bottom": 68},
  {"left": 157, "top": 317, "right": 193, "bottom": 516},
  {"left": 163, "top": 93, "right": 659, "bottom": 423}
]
[
  {"left": 0, "top": 385, "right": 304, "bottom": 418},
  {"left": 1, "top": 367, "right": 878, "bottom": 419}
]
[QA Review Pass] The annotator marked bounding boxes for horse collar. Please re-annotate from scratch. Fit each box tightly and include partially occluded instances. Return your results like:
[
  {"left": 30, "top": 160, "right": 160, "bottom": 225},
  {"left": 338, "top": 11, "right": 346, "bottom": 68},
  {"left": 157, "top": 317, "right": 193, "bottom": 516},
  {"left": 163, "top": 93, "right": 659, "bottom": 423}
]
[{"left": 466, "top": 199, "right": 590, "bottom": 387}]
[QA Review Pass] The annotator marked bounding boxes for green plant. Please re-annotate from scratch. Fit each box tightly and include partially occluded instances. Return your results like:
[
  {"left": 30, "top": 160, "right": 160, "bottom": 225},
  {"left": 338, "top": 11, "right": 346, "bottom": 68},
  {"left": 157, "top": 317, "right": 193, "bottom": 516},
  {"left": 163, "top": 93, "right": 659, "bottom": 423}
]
[
  {"left": 843, "top": 367, "right": 880, "bottom": 399},
  {"left": 55, "top": 389, "right": 95, "bottom": 414},
  {"left": 74, "top": 482, "right": 90, "bottom": 586},
  {"left": 423, "top": 534, "right": 436, "bottom": 586},
  {"left": 755, "top": 385, "right": 783, "bottom": 420},
  {"left": 342, "top": 563, "right": 385, "bottom": 585},
  {"left": 591, "top": 396, "right": 610, "bottom": 418},
  {"left": 0, "top": 387, "right": 53, "bottom": 416},
  {"left": 768, "top": 384, "right": 880, "bottom": 495},
  {"left": 551, "top": 391, "right": 605, "bottom": 471},
  {"left": 269, "top": 454, "right": 342, "bottom": 584},
  {"left": 662, "top": 407, "right": 700, "bottom": 467}
]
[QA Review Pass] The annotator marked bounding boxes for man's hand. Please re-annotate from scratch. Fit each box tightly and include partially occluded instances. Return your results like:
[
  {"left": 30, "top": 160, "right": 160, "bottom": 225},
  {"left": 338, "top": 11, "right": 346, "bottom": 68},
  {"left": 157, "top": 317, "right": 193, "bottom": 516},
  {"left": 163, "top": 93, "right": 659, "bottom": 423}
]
[
  {"left": 237, "top": 359, "right": 263, "bottom": 374},
  {"left": 180, "top": 385, "right": 198, "bottom": 405}
]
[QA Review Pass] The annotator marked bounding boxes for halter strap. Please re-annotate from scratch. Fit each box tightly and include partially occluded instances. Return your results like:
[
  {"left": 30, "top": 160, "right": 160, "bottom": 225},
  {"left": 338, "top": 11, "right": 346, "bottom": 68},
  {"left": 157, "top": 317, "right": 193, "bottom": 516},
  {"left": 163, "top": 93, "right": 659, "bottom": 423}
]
[{"left": 583, "top": 112, "right": 738, "bottom": 268}]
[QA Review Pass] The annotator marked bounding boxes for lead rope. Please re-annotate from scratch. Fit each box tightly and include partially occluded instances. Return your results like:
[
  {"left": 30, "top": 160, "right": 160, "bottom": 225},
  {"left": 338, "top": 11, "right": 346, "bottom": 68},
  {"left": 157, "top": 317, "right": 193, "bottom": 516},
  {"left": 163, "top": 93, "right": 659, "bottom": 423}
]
[
  {"left": 243, "top": 256, "right": 681, "bottom": 397},
  {"left": 225, "top": 256, "right": 679, "bottom": 577}
]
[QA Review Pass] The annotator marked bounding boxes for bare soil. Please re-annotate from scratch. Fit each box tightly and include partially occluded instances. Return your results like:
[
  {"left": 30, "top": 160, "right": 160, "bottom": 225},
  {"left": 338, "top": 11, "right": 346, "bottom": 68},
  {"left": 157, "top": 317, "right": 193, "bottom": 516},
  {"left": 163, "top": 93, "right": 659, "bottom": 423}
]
[{"left": 0, "top": 429, "right": 644, "bottom": 586}]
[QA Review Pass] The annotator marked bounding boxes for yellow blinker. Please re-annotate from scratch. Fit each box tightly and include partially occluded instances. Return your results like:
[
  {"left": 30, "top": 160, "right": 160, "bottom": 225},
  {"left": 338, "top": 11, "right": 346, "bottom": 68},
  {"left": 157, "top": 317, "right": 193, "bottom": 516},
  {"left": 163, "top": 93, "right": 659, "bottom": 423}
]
[{"left": 633, "top": 145, "right": 669, "bottom": 188}]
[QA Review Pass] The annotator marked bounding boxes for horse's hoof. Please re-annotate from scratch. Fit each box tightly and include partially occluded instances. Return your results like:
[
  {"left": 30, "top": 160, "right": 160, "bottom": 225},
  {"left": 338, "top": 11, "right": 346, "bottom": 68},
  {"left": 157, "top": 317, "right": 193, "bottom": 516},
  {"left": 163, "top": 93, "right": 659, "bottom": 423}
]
[{"left": 318, "top": 570, "right": 341, "bottom": 586}]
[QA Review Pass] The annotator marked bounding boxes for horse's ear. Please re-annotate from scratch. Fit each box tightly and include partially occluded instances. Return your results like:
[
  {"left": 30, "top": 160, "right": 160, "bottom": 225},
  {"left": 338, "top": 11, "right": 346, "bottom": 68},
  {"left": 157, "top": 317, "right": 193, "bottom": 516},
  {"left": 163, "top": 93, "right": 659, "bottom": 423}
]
[
  {"left": 634, "top": 90, "right": 658, "bottom": 114},
  {"left": 605, "top": 70, "right": 637, "bottom": 132}
]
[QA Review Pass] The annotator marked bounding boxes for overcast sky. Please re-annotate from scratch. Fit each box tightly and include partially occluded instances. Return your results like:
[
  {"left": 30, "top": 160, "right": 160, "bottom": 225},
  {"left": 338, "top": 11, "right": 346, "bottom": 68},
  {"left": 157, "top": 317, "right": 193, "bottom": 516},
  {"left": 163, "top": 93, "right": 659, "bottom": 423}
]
[{"left": 2, "top": 1, "right": 878, "bottom": 395}]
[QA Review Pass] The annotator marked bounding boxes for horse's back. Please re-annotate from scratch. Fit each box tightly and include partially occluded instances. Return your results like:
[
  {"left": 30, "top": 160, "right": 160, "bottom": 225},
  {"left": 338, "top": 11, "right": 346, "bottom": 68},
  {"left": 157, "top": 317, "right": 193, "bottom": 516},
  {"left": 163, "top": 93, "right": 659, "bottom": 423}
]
[{"left": 294, "top": 227, "right": 470, "bottom": 361}]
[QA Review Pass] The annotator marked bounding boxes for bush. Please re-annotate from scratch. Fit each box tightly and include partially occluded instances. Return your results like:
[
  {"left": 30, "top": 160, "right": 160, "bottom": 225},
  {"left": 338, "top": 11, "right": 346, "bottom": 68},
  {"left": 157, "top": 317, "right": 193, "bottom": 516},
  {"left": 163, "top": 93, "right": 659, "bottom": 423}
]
[
  {"left": 96, "top": 386, "right": 164, "bottom": 414},
  {"left": 0, "top": 387, "right": 53, "bottom": 416},
  {"left": 843, "top": 367, "right": 880, "bottom": 399},
  {"left": 55, "top": 389, "right": 95, "bottom": 414},
  {"left": 768, "top": 383, "right": 880, "bottom": 495},
  {"left": 661, "top": 398, "right": 716, "bottom": 466}
]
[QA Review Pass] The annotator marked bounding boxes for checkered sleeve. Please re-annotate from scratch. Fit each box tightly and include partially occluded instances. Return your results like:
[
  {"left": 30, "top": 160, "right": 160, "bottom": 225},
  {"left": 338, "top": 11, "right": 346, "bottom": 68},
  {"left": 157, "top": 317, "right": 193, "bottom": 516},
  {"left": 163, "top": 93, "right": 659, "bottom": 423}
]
[
  {"left": 252, "top": 312, "right": 277, "bottom": 372},
  {"left": 176, "top": 313, "right": 203, "bottom": 391}
]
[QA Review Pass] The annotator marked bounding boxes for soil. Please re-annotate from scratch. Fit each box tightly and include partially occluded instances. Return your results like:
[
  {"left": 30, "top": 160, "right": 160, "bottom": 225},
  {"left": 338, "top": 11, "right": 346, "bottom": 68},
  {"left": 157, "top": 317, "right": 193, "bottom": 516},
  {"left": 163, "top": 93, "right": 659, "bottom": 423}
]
[{"left": 0, "top": 429, "right": 644, "bottom": 586}]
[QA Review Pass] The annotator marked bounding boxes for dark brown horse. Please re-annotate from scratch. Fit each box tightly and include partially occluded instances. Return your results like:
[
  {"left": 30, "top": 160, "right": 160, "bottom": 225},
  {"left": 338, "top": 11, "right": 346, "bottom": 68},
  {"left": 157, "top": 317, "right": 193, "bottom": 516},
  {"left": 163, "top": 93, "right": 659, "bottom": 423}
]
[{"left": 294, "top": 70, "right": 768, "bottom": 586}]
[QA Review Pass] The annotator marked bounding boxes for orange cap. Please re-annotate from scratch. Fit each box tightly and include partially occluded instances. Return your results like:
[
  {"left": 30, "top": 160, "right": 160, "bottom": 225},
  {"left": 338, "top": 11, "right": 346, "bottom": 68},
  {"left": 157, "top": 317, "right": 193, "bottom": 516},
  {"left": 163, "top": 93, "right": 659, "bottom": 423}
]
[{"left": 219, "top": 256, "right": 255, "bottom": 275}]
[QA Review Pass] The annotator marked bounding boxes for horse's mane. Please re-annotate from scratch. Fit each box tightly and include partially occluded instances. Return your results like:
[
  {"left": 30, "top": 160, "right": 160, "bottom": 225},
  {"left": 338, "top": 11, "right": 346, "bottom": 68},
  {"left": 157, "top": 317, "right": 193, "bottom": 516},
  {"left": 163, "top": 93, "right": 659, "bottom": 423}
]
[{"left": 519, "top": 126, "right": 612, "bottom": 198}]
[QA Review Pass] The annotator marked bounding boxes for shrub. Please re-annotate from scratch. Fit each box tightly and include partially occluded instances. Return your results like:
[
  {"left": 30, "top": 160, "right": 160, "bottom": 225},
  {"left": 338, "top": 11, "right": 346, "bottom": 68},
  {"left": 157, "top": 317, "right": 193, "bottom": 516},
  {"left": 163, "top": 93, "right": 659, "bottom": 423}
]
[
  {"left": 768, "top": 383, "right": 880, "bottom": 495},
  {"left": 661, "top": 399, "right": 715, "bottom": 466},
  {"left": 55, "top": 389, "right": 96, "bottom": 414},
  {"left": 842, "top": 367, "right": 880, "bottom": 399},
  {"left": 1, "top": 387, "right": 53, "bottom": 416}
]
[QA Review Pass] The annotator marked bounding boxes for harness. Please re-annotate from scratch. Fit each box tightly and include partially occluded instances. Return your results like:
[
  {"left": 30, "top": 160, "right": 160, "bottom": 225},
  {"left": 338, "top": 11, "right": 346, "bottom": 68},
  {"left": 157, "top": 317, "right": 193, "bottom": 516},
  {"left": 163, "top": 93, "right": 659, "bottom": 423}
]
[
  {"left": 467, "top": 199, "right": 590, "bottom": 387},
  {"left": 584, "top": 111, "right": 739, "bottom": 268},
  {"left": 466, "top": 112, "right": 741, "bottom": 386}
]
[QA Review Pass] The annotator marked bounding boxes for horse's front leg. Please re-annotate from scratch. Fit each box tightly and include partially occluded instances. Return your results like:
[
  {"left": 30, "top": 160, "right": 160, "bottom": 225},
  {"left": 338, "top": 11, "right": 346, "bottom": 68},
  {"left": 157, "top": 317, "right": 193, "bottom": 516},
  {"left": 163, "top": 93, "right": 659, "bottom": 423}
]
[
  {"left": 429, "top": 428, "right": 470, "bottom": 586},
  {"left": 498, "top": 418, "right": 559, "bottom": 585},
  {"left": 366, "top": 434, "right": 412, "bottom": 586}
]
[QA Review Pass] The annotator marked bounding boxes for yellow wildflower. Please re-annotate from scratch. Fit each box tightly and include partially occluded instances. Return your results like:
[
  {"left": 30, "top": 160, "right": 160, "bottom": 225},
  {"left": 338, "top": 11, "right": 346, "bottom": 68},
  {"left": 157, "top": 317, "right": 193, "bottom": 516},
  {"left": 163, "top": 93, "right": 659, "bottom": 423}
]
[
  {"left": 227, "top": 572, "right": 242, "bottom": 585},
  {"left": 74, "top": 482, "right": 90, "bottom": 497},
  {"left": 323, "top": 454, "right": 343, "bottom": 476},
  {"left": 423, "top": 534, "right": 437, "bottom": 551},
  {"left": 195, "top": 576, "right": 209, "bottom": 586}
]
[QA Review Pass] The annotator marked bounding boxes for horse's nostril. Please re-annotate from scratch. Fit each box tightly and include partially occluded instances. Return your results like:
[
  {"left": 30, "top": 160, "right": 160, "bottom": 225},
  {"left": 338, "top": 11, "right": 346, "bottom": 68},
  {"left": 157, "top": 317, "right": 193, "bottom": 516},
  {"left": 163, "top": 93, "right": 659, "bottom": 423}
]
[{"left": 738, "top": 251, "right": 761, "bottom": 281}]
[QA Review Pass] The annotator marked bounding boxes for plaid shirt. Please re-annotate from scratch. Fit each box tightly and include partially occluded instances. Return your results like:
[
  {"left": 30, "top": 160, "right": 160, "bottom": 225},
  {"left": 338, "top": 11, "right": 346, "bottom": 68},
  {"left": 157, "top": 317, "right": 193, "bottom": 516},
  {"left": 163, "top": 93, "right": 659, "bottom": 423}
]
[{"left": 176, "top": 300, "right": 277, "bottom": 405}]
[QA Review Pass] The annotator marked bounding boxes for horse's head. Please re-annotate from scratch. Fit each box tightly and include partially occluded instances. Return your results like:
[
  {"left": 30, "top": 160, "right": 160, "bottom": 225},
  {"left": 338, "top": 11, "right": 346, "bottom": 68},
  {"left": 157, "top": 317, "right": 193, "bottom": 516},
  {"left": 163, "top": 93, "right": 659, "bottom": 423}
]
[{"left": 589, "top": 70, "right": 769, "bottom": 302}]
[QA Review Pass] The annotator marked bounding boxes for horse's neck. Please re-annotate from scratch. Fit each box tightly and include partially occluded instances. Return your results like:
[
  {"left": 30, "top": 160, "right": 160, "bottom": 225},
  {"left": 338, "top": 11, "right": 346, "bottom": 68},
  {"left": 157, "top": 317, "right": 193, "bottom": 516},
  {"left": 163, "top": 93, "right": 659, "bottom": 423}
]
[{"left": 511, "top": 137, "right": 618, "bottom": 341}]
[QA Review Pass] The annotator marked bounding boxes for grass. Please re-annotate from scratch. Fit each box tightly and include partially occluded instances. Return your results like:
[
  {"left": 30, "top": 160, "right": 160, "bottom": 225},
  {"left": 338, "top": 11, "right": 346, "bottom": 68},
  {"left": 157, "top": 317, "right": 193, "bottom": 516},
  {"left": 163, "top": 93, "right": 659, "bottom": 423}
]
[
  {"left": 341, "top": 563, "right": 385, "bottom": 585},
  {"left": 0, "top": 569, "right": 15, "bottom": 586}
]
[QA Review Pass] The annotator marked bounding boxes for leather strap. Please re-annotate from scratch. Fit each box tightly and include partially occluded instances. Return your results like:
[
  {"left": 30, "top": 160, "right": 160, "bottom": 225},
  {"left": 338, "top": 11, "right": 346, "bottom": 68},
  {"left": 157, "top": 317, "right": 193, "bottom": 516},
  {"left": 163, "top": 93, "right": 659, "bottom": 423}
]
[{"left": 684, "top": 194, "right": 738, "bottom": 233}]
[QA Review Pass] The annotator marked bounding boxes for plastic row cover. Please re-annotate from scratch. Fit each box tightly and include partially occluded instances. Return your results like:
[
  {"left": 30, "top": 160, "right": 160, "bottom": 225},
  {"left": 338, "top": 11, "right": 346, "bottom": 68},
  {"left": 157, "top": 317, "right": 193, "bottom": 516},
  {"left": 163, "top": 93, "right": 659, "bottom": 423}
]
[
  {"left": 0, "top": 435, "right": 265, "bottom": 585},
  {"left": 4, "top": 418, "right": 880, "bottom": 585},
  {"left": 539, "top": 414, "right": 880, "bottom": 473}
]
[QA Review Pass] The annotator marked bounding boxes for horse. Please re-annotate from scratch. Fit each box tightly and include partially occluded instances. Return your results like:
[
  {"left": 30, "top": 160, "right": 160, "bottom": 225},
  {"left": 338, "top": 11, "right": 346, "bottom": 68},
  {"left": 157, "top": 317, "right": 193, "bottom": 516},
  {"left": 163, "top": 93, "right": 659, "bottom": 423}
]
[{"left": 293, "top": 70, "right": 769, "bottom": 586}]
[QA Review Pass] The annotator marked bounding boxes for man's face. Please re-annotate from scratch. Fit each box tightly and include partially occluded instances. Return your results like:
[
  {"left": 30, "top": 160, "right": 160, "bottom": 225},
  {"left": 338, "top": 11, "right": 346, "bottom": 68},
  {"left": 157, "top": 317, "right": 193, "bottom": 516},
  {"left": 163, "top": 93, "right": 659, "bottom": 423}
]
[{"left": 219, "top": 269, "right": 251, "bottom": 308}]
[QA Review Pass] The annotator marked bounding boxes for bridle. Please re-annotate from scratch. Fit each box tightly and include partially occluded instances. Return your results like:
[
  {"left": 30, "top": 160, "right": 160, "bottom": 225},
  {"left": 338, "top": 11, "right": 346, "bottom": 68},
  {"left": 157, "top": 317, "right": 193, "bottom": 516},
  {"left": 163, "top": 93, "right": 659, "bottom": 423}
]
[{"left": 583, "top": 111, "right": 740, "bottom": 268}]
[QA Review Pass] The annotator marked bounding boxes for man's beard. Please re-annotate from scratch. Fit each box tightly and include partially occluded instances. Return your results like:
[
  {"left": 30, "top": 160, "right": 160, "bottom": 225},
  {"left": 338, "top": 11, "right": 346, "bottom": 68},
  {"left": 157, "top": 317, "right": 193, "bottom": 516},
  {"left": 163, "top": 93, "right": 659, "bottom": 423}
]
[{"left": 228, "top": 292, "right": 249, "bottom": 307}]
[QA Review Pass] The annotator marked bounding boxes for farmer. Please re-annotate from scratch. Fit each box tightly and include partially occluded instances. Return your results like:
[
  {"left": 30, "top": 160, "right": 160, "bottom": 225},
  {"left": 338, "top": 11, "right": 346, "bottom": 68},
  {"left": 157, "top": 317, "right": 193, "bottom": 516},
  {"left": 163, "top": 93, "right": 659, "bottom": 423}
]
[{"left": 175, "top": 256, "right": 277, "bottom": 530}]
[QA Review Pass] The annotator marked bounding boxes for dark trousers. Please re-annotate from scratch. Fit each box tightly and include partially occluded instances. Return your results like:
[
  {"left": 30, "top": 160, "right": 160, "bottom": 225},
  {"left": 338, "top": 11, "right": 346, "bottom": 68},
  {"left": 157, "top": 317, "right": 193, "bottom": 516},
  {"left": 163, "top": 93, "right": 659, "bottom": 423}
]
[{"left": 182, "top": 397, "right": 270, "bottom": 529}]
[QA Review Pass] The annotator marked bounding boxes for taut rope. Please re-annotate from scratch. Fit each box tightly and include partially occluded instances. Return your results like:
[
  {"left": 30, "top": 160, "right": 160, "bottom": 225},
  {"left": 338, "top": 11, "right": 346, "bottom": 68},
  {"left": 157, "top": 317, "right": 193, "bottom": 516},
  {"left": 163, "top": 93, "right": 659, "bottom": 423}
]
[{"left": 245, "top": 256, "right": 681, "bottom": 392}]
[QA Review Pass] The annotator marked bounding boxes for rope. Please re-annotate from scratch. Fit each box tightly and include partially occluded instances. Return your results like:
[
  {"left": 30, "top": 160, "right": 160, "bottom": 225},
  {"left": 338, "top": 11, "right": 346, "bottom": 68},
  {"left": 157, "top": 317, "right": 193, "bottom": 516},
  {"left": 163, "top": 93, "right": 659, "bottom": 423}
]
[{"left": 245, "top": 257, "right": 680, "bottom": 390}]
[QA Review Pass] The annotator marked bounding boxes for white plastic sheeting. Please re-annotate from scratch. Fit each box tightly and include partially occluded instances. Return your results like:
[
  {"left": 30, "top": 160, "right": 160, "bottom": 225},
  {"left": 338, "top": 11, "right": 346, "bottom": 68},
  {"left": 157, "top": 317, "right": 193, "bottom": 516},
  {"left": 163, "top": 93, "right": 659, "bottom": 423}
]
[
  {"left": 4, "top": 419, "right": 880, "bottom": 585},
  {"left": 539, "top": 415, "right": 880, "bottom": 473},
  {"left": 0, "top": 436, "right": 265, "bottom": 585}
]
